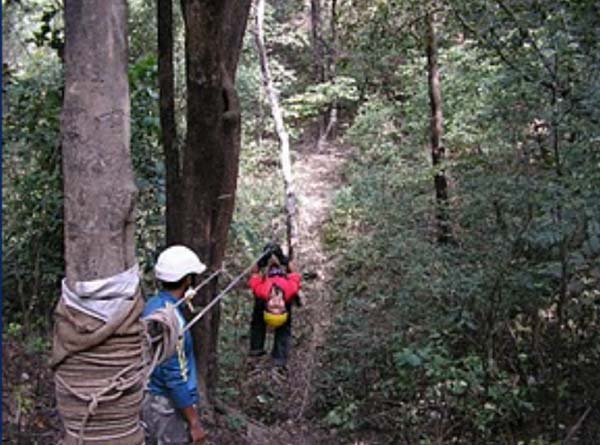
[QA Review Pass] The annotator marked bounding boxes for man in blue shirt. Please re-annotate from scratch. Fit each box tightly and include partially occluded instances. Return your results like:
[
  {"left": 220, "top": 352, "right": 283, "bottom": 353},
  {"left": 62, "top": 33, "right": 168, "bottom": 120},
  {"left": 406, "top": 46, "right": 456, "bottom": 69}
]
[{"left": 141, "top": 245, "right": 207, "bottom": 444}]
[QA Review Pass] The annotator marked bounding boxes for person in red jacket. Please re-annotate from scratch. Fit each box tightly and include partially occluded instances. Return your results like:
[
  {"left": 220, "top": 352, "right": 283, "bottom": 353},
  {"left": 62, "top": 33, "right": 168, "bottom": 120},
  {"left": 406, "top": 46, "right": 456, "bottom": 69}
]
[{"left": 248, "top": 243, "right": 301, "bottom": 370}]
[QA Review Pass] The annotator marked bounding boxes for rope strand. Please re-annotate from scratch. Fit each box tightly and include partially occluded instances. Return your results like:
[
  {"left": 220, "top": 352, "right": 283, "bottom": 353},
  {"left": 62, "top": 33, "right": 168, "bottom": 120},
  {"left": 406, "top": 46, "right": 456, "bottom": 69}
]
[{"left": 182, "top": 245, "right": 279, "bottom": 333}]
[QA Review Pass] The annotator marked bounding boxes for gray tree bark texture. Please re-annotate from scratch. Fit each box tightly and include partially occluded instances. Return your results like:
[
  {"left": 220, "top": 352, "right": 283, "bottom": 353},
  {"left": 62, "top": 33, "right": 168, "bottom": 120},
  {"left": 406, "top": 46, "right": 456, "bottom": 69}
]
[
  {"left": 61, "top": 0, "right": 137, "bottom": 284},
  {"left": 56, "top": 2, "right": 144, "bottom": 444},
  {"left": 176, "top": 0, "right": 251, "bottom": 403},
  {"left": 255, "top": 0, "right": 299, "bottom": 260}
]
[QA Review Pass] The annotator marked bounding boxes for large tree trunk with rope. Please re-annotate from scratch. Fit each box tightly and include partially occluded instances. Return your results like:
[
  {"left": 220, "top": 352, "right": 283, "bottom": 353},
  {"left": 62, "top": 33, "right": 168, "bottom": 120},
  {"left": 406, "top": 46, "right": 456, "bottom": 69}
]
[
  {"left": 175, "top": 0, "right": 251, "bottom": 404},
  {"left": 54, "top": 1, "right": 145, "bottom": 443},
  {"left": 426, "top": 5, "right": 452, "bottom": 244},
  {"left": 255, "top": 0, "right": 299, "bottom": 260}
]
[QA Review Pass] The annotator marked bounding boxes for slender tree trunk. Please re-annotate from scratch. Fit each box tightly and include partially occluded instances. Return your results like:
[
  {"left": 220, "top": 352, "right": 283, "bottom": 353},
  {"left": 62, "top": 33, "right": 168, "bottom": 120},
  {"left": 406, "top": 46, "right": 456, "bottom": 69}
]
[
  {"left": 310, "top": 0, "right": 326, "bottom": 85},
  {"left": 319, "top": 0, "right": 338, "bottom": 146},
  {"left": 158, "top": 0, "right": 181, "bottom": 244},
  {"left": 426, "top": 7, "right": 451, "bottom": 244},
  {"left": 62, "top": 0, "right": 137, "bottom": 283},
  {"left": 255, "top": 0, "right": 298, "bottom": 260},
  {"left": 177, "top": 0, "right": 251, "bottom": 403},
  {"left": 310, "top": 0, "right": 326, "bottom": 149}
]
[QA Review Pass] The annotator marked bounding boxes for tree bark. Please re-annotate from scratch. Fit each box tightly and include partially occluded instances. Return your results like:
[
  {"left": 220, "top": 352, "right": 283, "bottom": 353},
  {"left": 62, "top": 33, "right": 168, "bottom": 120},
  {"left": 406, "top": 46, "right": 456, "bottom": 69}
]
[
  {"left": 158, "top": 0, "right": 182, "bottom": 244},
  {"left": 61, "top": 0, "right": 137, "bottom": 283},
  {"left": 177, "top": 0, "right": 251, "bottom": 403},
  {"left": 255, "top": 0, "right": 299, "bottom": 260},
  {"left": 310, "top": 0, "right": 326, "bottom": 85},
  {"left": 318, "top": 0, "right": 338, "bottom": 146},
  {"left": 310, "top": 0, "right": 327, "bottom": 149},
  {"left": 58, "top": 2, "right": 142, "bottom": 443},
  {"left": 426, "top": 6, "right": 451, "bottom": 244}
]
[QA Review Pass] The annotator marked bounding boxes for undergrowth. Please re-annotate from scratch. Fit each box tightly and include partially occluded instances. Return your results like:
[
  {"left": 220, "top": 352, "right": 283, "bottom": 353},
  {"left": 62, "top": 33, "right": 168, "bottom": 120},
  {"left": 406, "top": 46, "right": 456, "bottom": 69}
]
[{"left": 314, "top": 93, "right": 600, "bottom": 444}]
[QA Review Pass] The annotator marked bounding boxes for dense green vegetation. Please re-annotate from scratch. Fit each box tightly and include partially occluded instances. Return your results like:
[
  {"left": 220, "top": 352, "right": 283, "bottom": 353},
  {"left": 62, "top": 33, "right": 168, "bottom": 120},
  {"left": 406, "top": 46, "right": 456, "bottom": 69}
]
[
  {"left": 3, "top": 0, "right": 600, "bottom": 443},
  {"left": 315, "top": 2, "right": 600, "bottom": 443}
]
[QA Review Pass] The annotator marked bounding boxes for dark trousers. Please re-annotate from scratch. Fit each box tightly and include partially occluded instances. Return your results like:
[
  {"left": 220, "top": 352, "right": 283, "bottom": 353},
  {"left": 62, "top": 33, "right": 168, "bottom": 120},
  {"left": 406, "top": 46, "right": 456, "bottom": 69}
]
[{"left": 249, "top": 298, "right": 292, "bottom": 367}]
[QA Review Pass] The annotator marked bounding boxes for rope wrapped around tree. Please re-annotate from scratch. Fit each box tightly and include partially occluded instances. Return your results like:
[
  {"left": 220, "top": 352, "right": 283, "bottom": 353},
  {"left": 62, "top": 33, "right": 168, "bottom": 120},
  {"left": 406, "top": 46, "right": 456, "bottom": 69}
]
[{"left": 51, "top": 266, "right": 151, "bottom": 445}]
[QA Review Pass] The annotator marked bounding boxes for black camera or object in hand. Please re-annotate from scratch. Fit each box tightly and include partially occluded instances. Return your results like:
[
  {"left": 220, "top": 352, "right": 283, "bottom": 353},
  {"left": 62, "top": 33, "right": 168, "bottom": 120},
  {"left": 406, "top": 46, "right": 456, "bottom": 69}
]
[
  {"left": 257, "top": 252, "right": 269, "bottom": 268},
  {"left": 271, "top": 244, "right": 288, "bottom": 266},
  {"left": 257, "top": 242, "right": 275, "bottom": 268}
]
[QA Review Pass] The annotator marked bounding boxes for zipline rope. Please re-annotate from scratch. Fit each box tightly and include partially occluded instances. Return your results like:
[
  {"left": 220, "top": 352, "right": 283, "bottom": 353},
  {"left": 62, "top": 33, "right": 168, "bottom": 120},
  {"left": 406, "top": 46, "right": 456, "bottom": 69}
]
[
  {"left": 147, "top": 228, "right": 287, "bottom": 356},
  {"left": 182, "top": 247, "right": 270, "bottom": 333},
  {"left": 174, "top": 267, "right": 224, "bottom": 310}
]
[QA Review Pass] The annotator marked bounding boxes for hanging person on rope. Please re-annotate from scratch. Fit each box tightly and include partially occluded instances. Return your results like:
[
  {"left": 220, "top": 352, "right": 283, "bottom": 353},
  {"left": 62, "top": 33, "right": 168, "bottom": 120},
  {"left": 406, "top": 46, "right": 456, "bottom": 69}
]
[
  {"left": 248, "top": 242, "right": 302, "bottom": 372},
  {"left": 141, "top": 245, "right": 208, "bottom": 445}
]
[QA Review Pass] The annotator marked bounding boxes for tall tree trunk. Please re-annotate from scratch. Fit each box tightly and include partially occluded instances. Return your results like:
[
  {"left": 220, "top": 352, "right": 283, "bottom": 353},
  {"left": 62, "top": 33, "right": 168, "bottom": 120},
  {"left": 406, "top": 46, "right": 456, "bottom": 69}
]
[
  {"left": 319, "top": 0, "right": 338, "bottom": 146},
  {"left": 310, "top": 0, "right": 326, "bottom": 149},
  {"left": 255, "top": 0, "right": 298, "bottom": 260},
  {"left": 58, "top": 2, "right": 142, "bottom": 443},
  {"left": 310, "top": 0, "right": 326, "bottom": 85},
  {"left": 177, "top": 0, "right": 251, "bottom": 403},
  {"left": 62, "top": 0, "right": 137, "bottom": 283},
  {"left": 158, "top": 0, "right": 181, "bottom": 244},
  {"left": 426, "top": 6, "right": 451, "bottom": 244}
]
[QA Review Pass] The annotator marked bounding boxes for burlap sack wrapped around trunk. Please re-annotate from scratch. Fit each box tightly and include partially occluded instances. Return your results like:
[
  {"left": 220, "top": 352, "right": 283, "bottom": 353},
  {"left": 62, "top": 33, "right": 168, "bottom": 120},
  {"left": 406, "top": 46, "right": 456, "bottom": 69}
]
[{"left": 51, "top": 267, "right": 147, "bottom": 445}]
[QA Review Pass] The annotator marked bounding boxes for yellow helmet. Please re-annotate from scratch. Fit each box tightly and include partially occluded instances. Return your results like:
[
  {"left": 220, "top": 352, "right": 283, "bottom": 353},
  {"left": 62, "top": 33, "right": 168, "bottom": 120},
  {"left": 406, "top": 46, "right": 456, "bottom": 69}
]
[{"left": 263, "top": 311, "right": 288, "bottom": 328}]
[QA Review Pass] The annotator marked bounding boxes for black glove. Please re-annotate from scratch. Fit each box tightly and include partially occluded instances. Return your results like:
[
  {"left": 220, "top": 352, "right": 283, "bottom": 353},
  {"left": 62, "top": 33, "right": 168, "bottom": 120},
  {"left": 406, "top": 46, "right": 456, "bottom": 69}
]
[
  {"left": 257, "top": 253, "right": 269, "bottom": 268},
  {"left": 271, "top": 244, "right": 289, "bottom": 266},
  {"left": 258, "top": 242, "right": 276, "bottom": 268}
]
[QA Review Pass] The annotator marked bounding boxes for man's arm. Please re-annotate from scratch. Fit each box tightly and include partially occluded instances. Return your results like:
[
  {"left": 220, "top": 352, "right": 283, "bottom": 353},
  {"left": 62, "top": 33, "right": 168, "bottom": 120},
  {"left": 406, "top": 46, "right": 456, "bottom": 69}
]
[{"left": 181, "top": 406, "right": 206, "bottom": 444}]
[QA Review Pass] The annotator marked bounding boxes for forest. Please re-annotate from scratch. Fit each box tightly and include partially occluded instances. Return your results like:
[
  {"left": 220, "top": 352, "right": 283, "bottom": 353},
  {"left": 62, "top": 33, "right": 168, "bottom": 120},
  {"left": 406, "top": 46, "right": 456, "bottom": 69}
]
[{"left": 2, "top": 0, "right": 600, "bottom": 444}]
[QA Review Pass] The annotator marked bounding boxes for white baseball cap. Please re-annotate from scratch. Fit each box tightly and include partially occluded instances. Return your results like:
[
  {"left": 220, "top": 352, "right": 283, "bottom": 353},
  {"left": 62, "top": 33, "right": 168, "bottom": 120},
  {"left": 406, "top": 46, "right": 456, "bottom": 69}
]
[{"left": 154, "top": 245, "right": 207, "bottom": 282}]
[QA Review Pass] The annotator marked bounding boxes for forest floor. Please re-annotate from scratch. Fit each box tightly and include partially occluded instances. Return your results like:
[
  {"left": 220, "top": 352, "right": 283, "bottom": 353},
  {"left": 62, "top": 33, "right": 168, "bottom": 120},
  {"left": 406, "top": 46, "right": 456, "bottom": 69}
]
[{"left": 210, "top": 141, "right": 349, "bottom": 445}]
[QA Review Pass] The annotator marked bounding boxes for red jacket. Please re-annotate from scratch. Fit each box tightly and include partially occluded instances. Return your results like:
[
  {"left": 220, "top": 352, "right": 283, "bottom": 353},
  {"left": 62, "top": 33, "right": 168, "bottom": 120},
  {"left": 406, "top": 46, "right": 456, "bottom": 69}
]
[{"left": 248, "top": 272, "right": 301, "bottom": 303}]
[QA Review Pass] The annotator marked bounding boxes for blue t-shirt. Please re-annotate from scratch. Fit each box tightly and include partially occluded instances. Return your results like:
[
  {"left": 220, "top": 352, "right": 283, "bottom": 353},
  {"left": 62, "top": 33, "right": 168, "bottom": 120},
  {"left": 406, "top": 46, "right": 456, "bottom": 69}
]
[{"left": 143, "top": 291, "right": 199, "bottom": 409}]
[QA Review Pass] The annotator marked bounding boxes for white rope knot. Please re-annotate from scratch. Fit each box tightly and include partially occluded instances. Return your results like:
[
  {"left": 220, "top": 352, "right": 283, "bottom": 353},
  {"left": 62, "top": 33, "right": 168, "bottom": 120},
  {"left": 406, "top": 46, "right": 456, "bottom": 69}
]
[
  {"left": 183, "top": 287, "right": 198, "bottom": 312},
  {"left": 88, "top": 394, "right": 99, "bottom": 416}
]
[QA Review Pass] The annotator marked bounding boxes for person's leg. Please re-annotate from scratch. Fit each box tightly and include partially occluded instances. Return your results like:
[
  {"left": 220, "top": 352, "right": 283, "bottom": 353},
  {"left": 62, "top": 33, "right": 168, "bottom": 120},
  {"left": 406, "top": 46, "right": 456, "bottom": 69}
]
[
  {"left": 249, "top": 298, "right": 267, "bottom": 356},
  {"left": 272, "top": 305, "right": 292, "bottom": 367},
  {"left": 141, "top": 393, "right": 190, "bottom": 444},
  {"left": 141, "top": 393, "right": 158, "bottom": 445}
]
